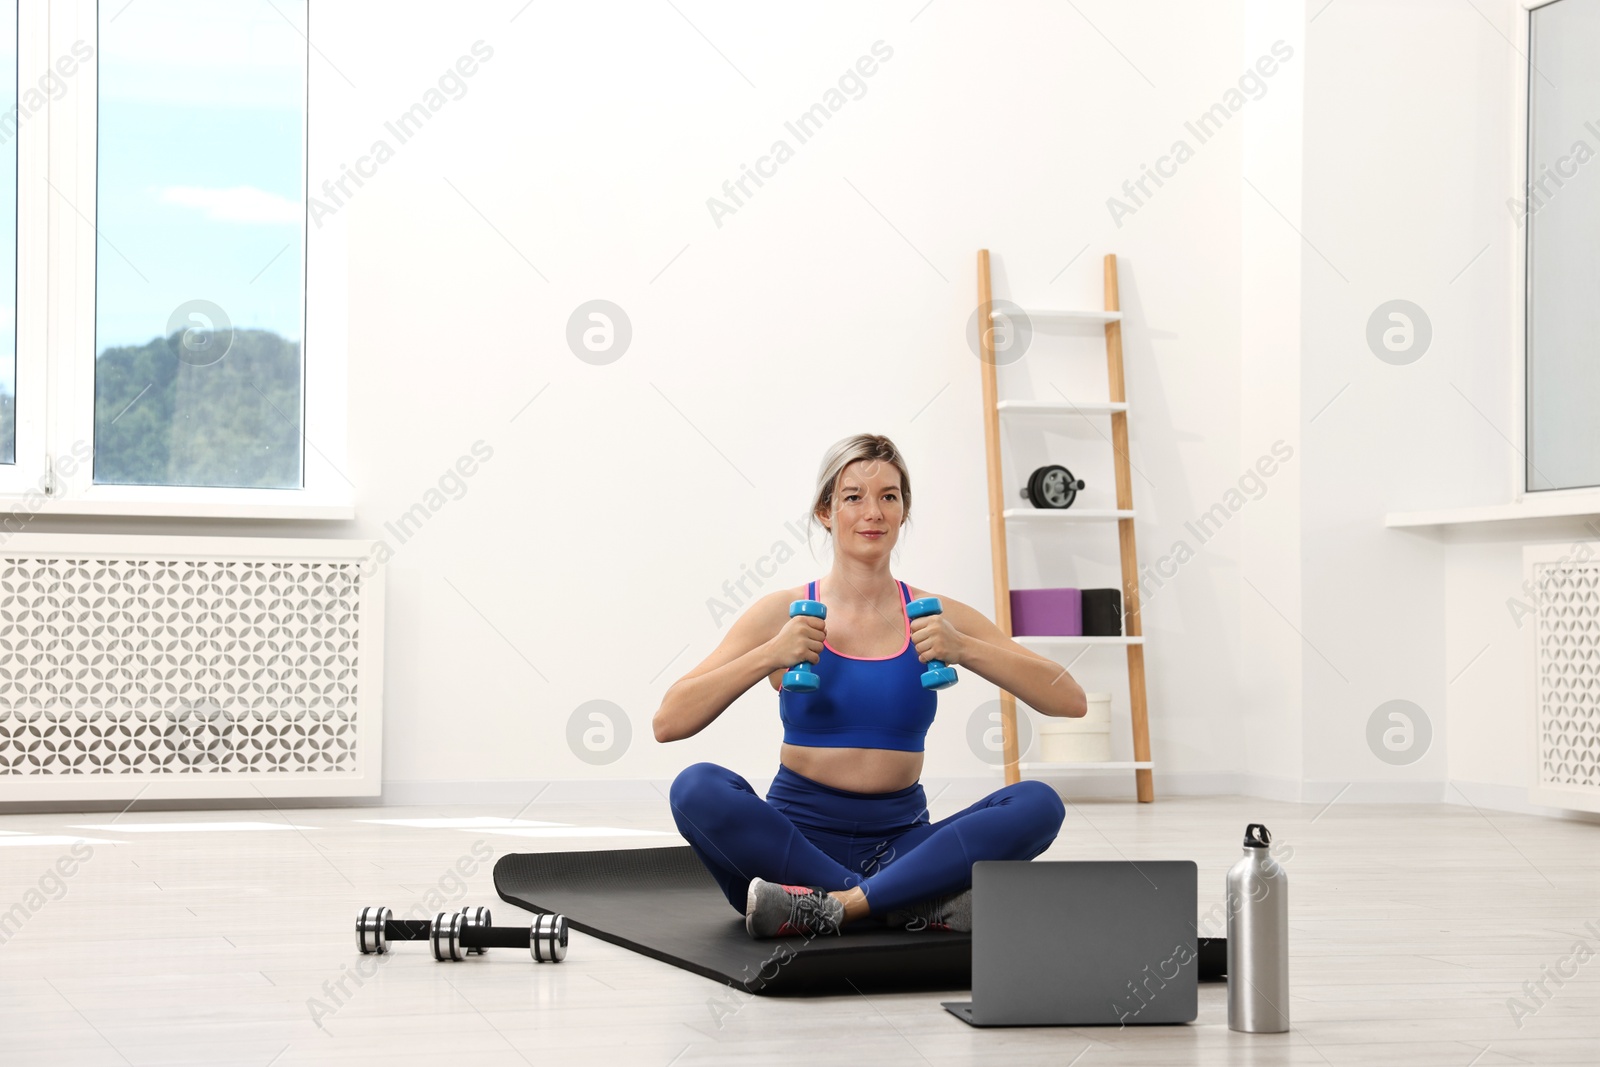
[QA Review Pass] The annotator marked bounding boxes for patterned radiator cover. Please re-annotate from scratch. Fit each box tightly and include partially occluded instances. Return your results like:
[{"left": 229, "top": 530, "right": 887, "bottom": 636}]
[
  {"left": 0, "top": 536, "right": 383, "bottom": 800},
  {"left": 1528, "top": 545, "right": 1600, "bottom": 813}
]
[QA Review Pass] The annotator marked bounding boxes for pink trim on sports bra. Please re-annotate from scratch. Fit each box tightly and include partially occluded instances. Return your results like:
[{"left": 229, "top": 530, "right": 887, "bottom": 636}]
[{"left": 812, "top": 578, "right": 912, "bottom": 662}]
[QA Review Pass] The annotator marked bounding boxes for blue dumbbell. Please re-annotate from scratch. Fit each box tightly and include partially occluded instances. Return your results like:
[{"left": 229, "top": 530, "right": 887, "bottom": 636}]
[
  {"left": 781, "top": 600, "right": 827, "bottom": 692},
  {"left": 905, "top": 597, "right": 959, "bottom": 690}
]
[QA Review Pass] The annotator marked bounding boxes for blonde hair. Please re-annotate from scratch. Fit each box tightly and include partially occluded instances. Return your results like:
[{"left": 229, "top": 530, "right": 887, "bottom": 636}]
[{"left": 808, "top": 434, "right": 912, "bottom": 545}]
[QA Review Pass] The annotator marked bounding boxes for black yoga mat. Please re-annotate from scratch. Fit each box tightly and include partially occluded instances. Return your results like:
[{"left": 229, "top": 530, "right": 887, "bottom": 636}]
[
  {"left": 493, "top": 846, "right": 1229, "bottom": 997},
  {"left": 493, "top": 845, "right": 972, "bottom": 996}
]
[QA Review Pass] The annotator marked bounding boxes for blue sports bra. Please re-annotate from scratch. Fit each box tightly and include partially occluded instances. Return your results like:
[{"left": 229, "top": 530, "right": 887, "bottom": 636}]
[{"left": 778, "top": 579, "right": 939, "bottom": 752}]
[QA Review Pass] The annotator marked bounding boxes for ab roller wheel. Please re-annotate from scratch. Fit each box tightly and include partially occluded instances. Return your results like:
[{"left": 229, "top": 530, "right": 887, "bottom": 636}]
[
  {"left": 355, "top": 904, "right": 568, "bottom": 963},
  {"left": 1021, "top": 464, "right": 1086, "bottom": 509}
]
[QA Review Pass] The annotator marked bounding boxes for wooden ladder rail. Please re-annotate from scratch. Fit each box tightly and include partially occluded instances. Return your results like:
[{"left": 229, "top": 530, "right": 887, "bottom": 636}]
[
  {"left": 1104, "top": 255, "right": 1154, "bottom": 803},
  {"left": 975, "top": 249, "right": 1021, "bottom": 784},
  {"left": 975, "top": 249, "right": 1154, "bottom": 801}
]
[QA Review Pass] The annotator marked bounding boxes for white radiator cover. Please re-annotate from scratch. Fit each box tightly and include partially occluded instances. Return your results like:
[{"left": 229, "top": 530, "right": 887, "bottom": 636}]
[
  {"left": 1525, "top": 543, "right": 1600, "bottom": 814},
  {"left": 0, "top": 534, "right": 384, "bottom": 801}
]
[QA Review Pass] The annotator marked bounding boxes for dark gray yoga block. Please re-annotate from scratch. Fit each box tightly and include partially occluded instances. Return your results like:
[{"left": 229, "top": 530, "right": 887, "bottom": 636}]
[{"left": 1081, "top": 588, "right": 1123, "bottom": 636}]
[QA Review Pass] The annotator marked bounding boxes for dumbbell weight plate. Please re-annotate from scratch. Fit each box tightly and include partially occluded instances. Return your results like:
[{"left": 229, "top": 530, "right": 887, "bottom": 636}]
[
  {"left": 431, "top": 910, "right": 466, "bottom": 962},
  {"left": 532, "top": 913, "right": 569, "bottom": 963},
  {"left": 459, "top": 905, "right": 491, "bottom": 956},
  {"left": 356, "top": 905, "right": 392, "bottom": 955}
]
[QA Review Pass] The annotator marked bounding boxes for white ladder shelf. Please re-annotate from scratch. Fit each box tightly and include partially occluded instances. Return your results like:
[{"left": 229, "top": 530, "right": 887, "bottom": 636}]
[{"left": 976, "top": 250, "right": 1155, "bottom": 802}]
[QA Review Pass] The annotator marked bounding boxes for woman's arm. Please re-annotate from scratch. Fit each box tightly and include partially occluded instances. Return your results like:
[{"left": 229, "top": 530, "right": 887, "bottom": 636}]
[
  {"left": 909, "top": 590, "right": 1088, "bottom": 719},
  {"left": 652, "top": 589, "right": 819, "bottom": 742}
]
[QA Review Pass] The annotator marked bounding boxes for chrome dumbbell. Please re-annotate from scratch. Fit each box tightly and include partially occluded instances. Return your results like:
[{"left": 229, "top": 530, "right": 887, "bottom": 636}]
[
  {"left": 355, "top": 904, "right": 568, "bottom": 963},
  {"left": 428, "top": 909, "right": 569, "bottom": 963}
]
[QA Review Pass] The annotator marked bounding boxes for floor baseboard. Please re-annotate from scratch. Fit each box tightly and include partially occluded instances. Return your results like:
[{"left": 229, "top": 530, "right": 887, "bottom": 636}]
[
  {"left": 1442, "top": 779, "right": 1600, "bottom": 824},
  {"left": 9, "top": 774, "right": 1591, "bottom": 821},
  {"left": 379, "top": 771, "right": 1307, "bottom": 808}
]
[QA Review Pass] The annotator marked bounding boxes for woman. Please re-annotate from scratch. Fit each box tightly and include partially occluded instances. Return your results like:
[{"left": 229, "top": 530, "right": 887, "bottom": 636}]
[{"left": 655, "top": 433, "right": 1084, "bottom": 940}]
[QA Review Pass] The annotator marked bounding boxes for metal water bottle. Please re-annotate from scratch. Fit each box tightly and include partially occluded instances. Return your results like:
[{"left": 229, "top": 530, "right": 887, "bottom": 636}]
[{"left": 1226, "top": 823, "right": 1289, "bottom": 1033}]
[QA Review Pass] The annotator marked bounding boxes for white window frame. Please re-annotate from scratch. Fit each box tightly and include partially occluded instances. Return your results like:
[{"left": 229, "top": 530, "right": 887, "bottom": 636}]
[
  {"left": 1513, "top": 0, "right": 1600, "bottom": 504},
  {"left": 0, "top": 0, "right": 349, "bottom": 520}
]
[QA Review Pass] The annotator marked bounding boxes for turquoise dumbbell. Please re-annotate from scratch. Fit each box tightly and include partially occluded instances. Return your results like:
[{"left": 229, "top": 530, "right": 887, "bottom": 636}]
[
  {"left": 781, "top": 600, "right": 828, "bottom": 692},
  {"left": 905, "top": 597, "right": 959, "bottom": 690}
]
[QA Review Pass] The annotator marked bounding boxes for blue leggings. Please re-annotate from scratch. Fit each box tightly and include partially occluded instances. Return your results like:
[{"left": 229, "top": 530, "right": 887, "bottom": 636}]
[{"left": 668, "top": 761, "right": 1067, "bottom": 916}]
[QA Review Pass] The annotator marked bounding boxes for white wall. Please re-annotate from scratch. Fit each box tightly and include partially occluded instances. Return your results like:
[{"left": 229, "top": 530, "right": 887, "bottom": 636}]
[
  {"left": 62, "top": 0, "right": 1267, "bottom": 800},
  {"left": 1297, "top": 0, "right": 1595, "bottom": 816},
  {"left": 332, "top": 0, "right": 1261, "bottom": 797},
  {"left": 1297, "top": 0, "right": 1505, "bottom": 800},
  {"left": 28, "top": 0, "right": 1582, "bottom": 813},
  {"left": 1238, "top": 0, "right": 1306, "bottom": 800}
]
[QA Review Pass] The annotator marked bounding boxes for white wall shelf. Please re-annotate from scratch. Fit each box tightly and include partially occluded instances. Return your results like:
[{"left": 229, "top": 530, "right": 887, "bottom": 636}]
[
  {"left": 1385, "top": 494, "right": 1600, "bottom": 529},
  {"left": 993, "top": 309, "right": 1122, "bottom": 324},
  {"left": 1016, "top": 635, "right": 1143, "bottom": 647},
  {"left": 997, "top": 400, "right": 1129, "bottom": 415},
  {"left": 3, "top": 497, "right": 356, "bottom": 521},
  {"left": 1003, "top": 508, "right": 1135, "bottom": 521}
]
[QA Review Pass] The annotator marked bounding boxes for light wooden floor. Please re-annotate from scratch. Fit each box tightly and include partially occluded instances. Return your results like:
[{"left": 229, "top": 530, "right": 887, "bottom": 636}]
[{"left": 1, "top": 789, "right": 1596, "bottom": 1066}]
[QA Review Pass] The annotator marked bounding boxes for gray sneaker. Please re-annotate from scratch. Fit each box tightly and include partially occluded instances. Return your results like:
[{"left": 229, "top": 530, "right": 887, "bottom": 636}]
[
  {"left": 883, "top": 888, "right": 972, "bottom": 932},
  {"left": 745, "top": 877, "right": 845, "bottom": 939}
]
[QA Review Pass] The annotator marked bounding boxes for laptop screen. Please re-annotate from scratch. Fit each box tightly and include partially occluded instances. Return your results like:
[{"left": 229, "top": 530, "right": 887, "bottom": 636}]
[{"left": 969, "top": 859, "right": 1199, "bottom": 1026}]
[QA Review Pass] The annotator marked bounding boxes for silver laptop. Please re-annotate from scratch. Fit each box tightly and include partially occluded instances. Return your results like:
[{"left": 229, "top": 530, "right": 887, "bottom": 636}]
[{"left": 942, "top": 860, "right": 1198, "bottom": 1026}]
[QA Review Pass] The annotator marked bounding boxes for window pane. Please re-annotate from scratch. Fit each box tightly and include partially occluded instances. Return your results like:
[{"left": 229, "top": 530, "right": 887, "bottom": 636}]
[
  {"left": 1526, "top": 0, "right": 1600, "bottom": 491},
  {"left": 0, "top": 4, "right": 15, "bottom": 466},
  {"left": 94, "top": 0, "right": 305, "bottom": 488}
]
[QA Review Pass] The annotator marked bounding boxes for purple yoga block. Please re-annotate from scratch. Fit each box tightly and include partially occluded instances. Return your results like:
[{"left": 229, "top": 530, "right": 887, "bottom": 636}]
[{"left": 1009, "top": 588, "right": 1083, "bottom": 636}]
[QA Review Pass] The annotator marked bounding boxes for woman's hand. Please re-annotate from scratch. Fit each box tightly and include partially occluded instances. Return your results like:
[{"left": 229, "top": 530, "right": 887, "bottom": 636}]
[
  {"left": 910, "top": 613, "right": 968, "bottom": 666},
  {"left": 765, "top": 613, "right": 826, "bottom": 672}
]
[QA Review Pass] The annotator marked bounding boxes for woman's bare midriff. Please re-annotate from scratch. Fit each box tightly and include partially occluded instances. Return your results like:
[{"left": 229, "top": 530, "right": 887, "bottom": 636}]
[{"left": 780, "top": 743, "right": 924, "bottom": 794}]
